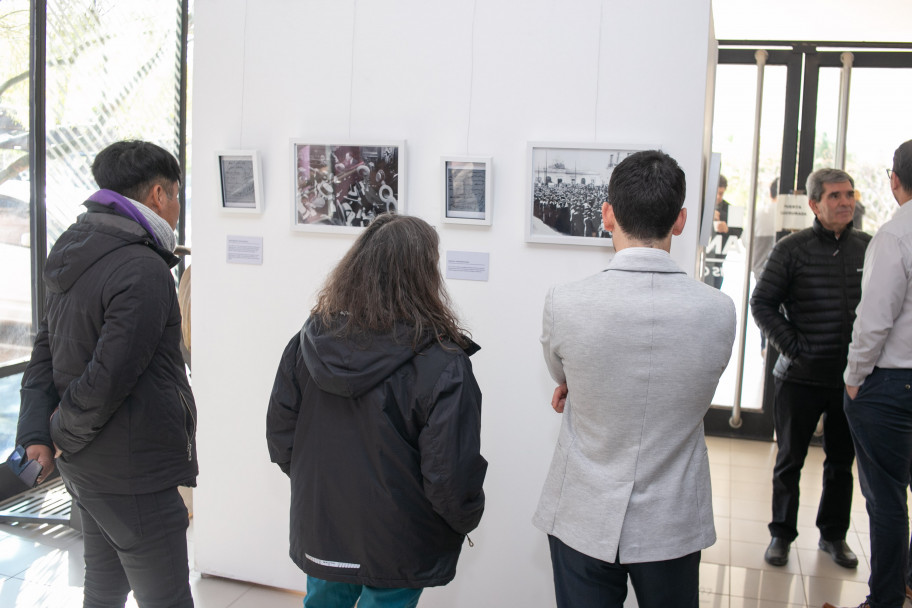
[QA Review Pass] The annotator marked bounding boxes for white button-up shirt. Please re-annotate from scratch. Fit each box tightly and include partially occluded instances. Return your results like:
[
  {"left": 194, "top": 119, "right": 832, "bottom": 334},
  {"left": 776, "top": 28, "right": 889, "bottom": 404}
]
[{"left": 845, "top": 197, "right": 912, "bottom": 386}]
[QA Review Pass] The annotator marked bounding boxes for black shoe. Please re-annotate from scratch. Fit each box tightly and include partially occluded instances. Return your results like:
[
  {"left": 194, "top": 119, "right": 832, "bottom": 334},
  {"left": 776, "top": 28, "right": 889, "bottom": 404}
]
[
  {"left": 818, "top": 539, "right": 858, "bottom": 568},
  {"left": 764, "top": 537, "right": 790, "bottom": 566}
]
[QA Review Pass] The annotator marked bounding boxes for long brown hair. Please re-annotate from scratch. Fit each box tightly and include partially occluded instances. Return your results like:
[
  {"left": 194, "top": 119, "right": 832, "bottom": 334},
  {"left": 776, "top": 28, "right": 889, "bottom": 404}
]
[{"left": 312, "top": 214, "right": 468, "bottom": 348}]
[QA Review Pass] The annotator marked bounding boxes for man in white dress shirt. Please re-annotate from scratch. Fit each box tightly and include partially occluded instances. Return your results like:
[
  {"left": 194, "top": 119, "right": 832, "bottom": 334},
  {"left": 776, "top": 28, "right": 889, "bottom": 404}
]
[
  {"left": 826, "top": 139, "right": 912, "bottom": 608},
  {"left": 535, "top": 150, "right": 736, "bottom": 608}
]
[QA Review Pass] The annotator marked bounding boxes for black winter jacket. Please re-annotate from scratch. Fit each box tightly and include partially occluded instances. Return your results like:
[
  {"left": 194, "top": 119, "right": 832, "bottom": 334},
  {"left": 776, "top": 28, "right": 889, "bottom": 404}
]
[
  {"left": 17, "top": 204, "right": 197, "bottom": 494},
  {"left": 266, "top": 317, "right": 486, "bottom": 588},
  {"left": 750, "top": 218, "right": 870, "bottom": 388}
]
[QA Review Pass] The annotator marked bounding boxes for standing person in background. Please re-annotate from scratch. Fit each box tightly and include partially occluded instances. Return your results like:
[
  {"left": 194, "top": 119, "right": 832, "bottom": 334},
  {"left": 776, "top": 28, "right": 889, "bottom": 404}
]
[
  {"left": 751, "top": 168, "right": 869, "bottom": 570},
  {"left": 16, "top": 140, "right": 197, "bottom": 608},
  {"left": 535, "top": 150, "right": 736, "bottom": 608},
  {"left": 826, "top": 139, "right": 912, "bottom": 608},
  {"left": 703, "top": 174, "right": 731, "bottom": 289},
  {"left": 266, "top": 213, "right": 486, "bottom": 608}
]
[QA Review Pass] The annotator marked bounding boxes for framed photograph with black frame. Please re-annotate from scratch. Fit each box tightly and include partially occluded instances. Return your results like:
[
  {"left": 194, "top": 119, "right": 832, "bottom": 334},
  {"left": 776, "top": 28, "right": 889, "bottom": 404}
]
[
  {"left": 216, "top": 150, "right": 263, "bottom": 213},
  {"left": 291, "top": 140, "right": 405, "bottom": 234},
  {"left": 525, "top": 142, "right": 654, "bottom": 247},
  {"left": 441, "top": 156, "right": 492, "bottom": 225}
]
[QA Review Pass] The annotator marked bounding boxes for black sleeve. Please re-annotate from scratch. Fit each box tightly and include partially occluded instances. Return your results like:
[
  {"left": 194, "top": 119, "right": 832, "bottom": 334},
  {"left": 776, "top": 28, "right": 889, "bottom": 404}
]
[
  {"left": 750, "top": 240, "right": 806, "bottom": 360},
  {"left": 418, "top": 355, "right": 487, "bottom": 535},
  {"left": 17, "top": 319, "right": 59, "bottom": 449},
  {"left": 266, "top": 335, "right": 303, "bottom": 477}
]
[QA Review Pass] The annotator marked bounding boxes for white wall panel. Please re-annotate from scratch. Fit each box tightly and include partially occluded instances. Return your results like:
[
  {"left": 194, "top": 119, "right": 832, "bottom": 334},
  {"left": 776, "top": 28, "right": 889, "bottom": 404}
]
[{"left": 190, "top": 1, "right": 715, "bottom": 604}]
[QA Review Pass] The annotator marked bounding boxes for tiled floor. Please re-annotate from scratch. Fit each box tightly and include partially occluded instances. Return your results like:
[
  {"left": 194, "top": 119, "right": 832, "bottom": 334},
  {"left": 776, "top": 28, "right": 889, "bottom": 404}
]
[
  {"left": 694, "top": 435, "right": 912, "bottom": 608},
  {"left": 0, "top": 518, "right": 304, "bottom": 607},
  {"left": 0, "top": 436, "right": 907, "bottom": 607}
]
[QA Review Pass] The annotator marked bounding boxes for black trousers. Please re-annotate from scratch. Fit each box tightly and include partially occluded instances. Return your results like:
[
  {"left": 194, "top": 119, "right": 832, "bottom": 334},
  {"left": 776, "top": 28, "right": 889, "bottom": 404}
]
[
  {"left": 66, "top": 482, "right": 193, "bottom": 608},
  {"left": 548, "top": 535, "right": 700, "bottom": 608},
  {"left": 845, "top": 367, "right": 912, "bottom": 608},
  {"left": 770, "top": 379, "right": 855, "bottom": 542}
]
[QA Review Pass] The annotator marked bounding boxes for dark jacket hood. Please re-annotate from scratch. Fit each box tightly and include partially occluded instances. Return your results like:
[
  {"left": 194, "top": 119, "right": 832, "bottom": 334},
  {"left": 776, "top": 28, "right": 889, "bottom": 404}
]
[
  {"left": 300, "top": 316, "right": 437, "bottom": 399},
  {"left": 45, "top": 204, "right": 178, "bottom": 294}
]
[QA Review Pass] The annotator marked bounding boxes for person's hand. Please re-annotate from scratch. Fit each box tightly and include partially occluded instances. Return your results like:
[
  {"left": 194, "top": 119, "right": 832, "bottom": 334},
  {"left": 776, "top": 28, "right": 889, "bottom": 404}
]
[
  {"left": 845, "top": 385, "right": 859, "bottom": 400},
  {"left": 714, "top": 220, "right": 729, "bottom": 233},
  {"left": 25, "top": 444, "right": 56, "bottom": 484},
  {"left": 551, "top": 383, "right": 568, "bottom": 414}
]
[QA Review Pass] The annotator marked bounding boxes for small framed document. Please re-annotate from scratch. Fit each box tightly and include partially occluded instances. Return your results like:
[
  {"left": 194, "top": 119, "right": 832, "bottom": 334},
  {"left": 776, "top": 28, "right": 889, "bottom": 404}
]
[
  {"left": 442, "top": 156, "right": 492, "bottom": 226},
  {"left": 217, "top": 150, "right": 263, "bottom": 213}
]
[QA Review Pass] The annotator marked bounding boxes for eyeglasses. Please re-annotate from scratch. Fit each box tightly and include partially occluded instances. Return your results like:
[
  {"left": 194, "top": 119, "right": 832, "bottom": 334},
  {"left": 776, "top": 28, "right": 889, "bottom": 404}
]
[{"left": 887, "top": 169, "right": 895, "bottom": 180}]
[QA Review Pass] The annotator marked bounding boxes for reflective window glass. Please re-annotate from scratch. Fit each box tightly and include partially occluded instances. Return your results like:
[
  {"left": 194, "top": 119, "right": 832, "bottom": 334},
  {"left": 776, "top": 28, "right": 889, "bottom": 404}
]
[
  {"left": 44, "top": 0, "right": 184, "bottom": 252},
  {"left": 0, "top": 1, "right": 33, "bottom": 367}
]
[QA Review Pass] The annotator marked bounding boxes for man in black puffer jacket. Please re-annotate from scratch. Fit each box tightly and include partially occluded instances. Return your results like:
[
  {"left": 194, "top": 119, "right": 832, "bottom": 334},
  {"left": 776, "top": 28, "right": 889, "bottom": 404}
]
[
  {"left": 751, "top": 168, "right": 870, "bottom": 572},
  {"left": 17, "top": 141, "right": 196, "bottom": 608}
]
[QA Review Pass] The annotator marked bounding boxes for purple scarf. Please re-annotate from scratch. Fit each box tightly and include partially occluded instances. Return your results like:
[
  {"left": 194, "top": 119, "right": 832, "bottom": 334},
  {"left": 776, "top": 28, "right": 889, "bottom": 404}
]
[{"left": 87, "top": 189, "right": 161, "bottom": 247}]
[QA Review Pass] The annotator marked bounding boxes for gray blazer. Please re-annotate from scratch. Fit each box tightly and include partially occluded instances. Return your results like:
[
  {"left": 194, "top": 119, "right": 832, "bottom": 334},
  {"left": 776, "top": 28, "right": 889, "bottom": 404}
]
[{"left": 534, "top": 247, "right": 736, "bottom": 563}]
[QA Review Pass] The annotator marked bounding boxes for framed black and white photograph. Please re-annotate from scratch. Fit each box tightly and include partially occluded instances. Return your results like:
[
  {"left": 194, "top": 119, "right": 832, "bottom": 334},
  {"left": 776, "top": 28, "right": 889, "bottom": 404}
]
[
  {"left": 217, "top": 150, "right": 263, "bottom": 213},
  {"left": 291, "top": 141, "right": 405, "bottom": 233},
  {"left": 442, "top": 156, "right": 492, "bottom": 225},
  {"left": 525, "top": 142, "right": 653, "bottom": 247}
]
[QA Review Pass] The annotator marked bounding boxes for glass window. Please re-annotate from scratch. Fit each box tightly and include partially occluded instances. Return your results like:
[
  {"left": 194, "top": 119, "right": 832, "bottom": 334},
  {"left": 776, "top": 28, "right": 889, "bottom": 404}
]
[
  {"left": 707, "top": 63, "right": 787, "bottom": 410},
  {"left": 844, "top": 67, "right": 912, "bottom": 235},
  {"left": 44, "top": 0, "right": 184, "bottom": 252},
  {"left": 811, "top": 67, "right": 842, "bottom": 174},
  {"left": 0, "top": 373, "right": 23, "bottom": 457},
  {"left": 0, "top": 1, "right": 33, "bottom": 368}
]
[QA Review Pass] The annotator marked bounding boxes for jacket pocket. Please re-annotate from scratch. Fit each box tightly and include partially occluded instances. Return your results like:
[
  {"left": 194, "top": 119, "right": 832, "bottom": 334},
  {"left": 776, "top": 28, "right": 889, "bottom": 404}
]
[{"left": 177, "top": 389, "right": 196, "bottom": 462}]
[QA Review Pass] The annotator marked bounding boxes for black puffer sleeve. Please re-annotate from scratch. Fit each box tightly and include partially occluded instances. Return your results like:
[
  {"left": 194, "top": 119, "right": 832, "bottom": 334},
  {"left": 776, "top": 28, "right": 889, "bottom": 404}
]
[
  {"left": 418, "top": 354, "right": 487, "bottom": 535},
  {"left": 750, "top": 238, "right": 807, "bottom": 360}
]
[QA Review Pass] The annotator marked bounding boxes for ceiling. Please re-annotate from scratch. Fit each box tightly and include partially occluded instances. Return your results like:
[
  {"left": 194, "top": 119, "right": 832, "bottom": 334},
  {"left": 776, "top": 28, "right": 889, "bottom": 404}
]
[{"left": 712, "top": 0, "right": 912, "bottom": 43}]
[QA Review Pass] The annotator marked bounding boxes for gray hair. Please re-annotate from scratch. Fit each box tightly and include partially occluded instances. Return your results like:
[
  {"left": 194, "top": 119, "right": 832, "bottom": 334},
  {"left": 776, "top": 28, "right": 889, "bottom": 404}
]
[{"left": 806, "top": 168, "right": 854, "bottom": 202}]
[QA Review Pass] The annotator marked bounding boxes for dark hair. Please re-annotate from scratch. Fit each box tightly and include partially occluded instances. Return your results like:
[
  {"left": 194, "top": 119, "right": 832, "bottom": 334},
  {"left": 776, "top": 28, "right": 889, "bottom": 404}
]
[
  {"left": 91, "top": 140, "right": 181, "bottom": 201},
  {"left": 607, "top": 150, "right": 686, "bottom": 241},
  {"left": 769, "top": 177, "right": 779, "bottom": 200},
  {"left": 312, "top": 214, "right": 467, "bottom": 348},
  {"left": 718, "top": 174, "right": 728, "bottom": 189},
  {"left": 894, "top": 139, "right": 912, "bottom": 192},
  {"left": 806, "top": 168, "right": 853, "bottom": 202}
]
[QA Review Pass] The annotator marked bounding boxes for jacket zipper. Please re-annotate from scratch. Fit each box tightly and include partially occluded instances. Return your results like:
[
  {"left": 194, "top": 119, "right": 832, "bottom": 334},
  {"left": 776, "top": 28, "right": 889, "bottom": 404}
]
[
  {"left": 178, "top": 390, "right": 196, "bottom": 462},
  {"left": 466, "top": 534, "right": 474, "bottom": 547}
]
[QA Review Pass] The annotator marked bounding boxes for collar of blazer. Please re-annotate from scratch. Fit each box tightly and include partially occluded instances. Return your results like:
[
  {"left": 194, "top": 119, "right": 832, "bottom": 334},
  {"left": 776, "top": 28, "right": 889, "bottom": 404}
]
[{"left": 604, "top": 247, "right": 686, "bottom": 275}]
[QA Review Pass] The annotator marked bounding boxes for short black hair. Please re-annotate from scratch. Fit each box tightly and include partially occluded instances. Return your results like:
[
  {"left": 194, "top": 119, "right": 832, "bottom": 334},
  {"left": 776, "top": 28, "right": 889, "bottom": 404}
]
[
  {"left": 770, "top": 177, "right": 779, "bottom": 200},
  {"left": 718, "top": 174, "right": 727, "bottom": 189},
  {"left": 91, "top": 140, "right": 181, "bottom": 201},
  {"left": 894, "top": 139, "right": 912, "bottom": 192},
  {"left": 607, "top": 150, "right": 686, "bottom": 241}
]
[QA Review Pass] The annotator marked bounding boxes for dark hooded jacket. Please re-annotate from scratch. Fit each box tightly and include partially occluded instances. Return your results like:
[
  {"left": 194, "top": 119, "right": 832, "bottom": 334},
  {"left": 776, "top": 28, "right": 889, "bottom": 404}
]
[
  {"left": 266, "top": 316, "right": 486, "bottom": 588},
  {"left": 750, "top": 217, "right": 870, "bottom": 388},
  {"left": 17, "top": 202, "right": 197, "bottom": 494}
]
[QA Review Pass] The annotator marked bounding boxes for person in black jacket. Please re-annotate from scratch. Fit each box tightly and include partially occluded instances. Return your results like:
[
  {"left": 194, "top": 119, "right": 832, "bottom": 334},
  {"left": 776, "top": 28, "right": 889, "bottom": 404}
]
[
  {"left": 266, "top": 213, "right": 486, "bottom": 608},
  {"left": 750, "top": 168, "right": 870, "bottom": 571},
  {"left": 17, "top": 141, "right": 196, "bottom": 608}
]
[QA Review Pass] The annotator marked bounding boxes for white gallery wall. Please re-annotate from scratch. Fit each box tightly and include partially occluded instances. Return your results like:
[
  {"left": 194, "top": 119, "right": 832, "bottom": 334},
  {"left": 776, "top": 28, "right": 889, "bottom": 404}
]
[{"left": 190, "top": 1, "right": 715, "bottom": 605}]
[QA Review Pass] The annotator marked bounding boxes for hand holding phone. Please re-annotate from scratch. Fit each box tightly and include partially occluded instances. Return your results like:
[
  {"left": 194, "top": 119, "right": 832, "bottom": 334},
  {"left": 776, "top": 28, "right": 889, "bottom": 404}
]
[{"left": 7, "top": 445, "right": 44, "bottom": 488}]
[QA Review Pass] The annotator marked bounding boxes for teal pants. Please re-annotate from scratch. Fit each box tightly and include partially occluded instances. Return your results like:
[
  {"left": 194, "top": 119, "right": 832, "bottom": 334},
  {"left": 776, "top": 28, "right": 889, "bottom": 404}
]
[{"left": 303, "top": 575, "right": 423, "bottom": 608}]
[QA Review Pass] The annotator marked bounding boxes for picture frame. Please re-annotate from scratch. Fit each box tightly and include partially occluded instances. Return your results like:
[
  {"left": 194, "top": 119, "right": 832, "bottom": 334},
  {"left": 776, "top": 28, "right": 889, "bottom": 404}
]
[
  {"left": 441, "top": 156, "right": 492, "bottom": 226},
  {"left": 216, "top": 150, "right": 263, "bottom": 213},
  {"left": 291, "top": 140, "right": 405, "bottom": 234},
  {"left": 525, "top": 142, "right": 654, "bottom": 247}
]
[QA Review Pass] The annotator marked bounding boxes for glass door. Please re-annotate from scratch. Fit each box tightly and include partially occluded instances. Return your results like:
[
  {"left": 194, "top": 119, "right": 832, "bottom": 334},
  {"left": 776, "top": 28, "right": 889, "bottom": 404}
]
[{"left": 703, "top": 43, "right": 912, "bottom": 439}]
